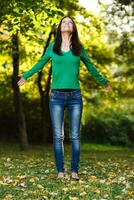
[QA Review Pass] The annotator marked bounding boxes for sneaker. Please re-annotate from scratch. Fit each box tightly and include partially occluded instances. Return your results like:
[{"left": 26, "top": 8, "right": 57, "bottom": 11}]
[
  {"left": 70, "top": 172, "right": 80, "bottom": 181},
  {"left": 57, "top": 172, "right": 65, "bottom": 179}
]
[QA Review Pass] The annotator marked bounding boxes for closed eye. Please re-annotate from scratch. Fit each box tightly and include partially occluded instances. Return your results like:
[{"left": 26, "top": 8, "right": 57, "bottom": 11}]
[{"left": 62, "top": 21, "right": 73, "bottom": 24}]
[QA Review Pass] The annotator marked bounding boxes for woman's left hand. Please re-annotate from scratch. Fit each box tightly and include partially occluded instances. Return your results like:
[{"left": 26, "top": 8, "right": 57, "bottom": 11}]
[{"left": 104, "top": 83, "right": 111, "bottom": 91}]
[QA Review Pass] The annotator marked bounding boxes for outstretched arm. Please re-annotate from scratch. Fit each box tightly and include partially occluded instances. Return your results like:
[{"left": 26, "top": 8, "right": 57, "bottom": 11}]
[
  {"left": 21, "top": 42, "right": 54, "bottom": 80},
  {"left": 80, "top": 44, "right": 109, "bottom": 86}
]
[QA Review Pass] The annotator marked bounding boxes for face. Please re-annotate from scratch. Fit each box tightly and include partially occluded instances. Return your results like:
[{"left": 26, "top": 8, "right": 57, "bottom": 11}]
[{"left": 60, "top": 17, "right": 74, "bottom": 33}]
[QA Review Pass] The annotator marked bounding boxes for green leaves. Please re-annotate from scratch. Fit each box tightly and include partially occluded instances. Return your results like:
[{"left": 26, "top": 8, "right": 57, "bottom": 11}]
[{"left": 1, "top": 0, "right": 64, "bottom": 35}]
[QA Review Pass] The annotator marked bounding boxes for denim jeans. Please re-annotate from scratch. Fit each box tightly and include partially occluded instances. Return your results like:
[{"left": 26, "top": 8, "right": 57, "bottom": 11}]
[{"left": 49, "top": 89, "right": 83, "bottom": 173}]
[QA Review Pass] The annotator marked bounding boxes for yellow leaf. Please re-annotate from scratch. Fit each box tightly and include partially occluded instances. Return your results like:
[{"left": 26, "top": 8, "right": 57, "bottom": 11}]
[
  {"left": 50, "top": 192, "right": 57, "bottom": 197},
  {"left": 99, "top": 179, "right": 105, "bottom": 183},
  {"left": 79, "top": 180, "right": 84, "bottom": 184},
  {"left": 107, "top": 172, "right": 115, "bottom": 178},
  {"left": 7, "top": 158, "right": 11, "bottom": 162},
  {"left": 63, "top": 187, "right": 68, "bottom": 192},
  {"left": 19, "top": 182, "right": 26, "bottom": 187},
  {"left": 29, "top": 178, "right": 35, "bottom": 183},
  {"left": 0, "top": 181, "right": 8, "bottom": 185},
  {"left": 97, "top": 161, "right": 104, "bottom": 168},
  {"left": 17, "top": 175, "right": 26, "bottom": 180},
  {"left": 11, "top": 181, "right": 17, "bottom": 186},
  {"left": 94, "top": 189, "right": 100, "bottom": 193},
  {"left": 4, "top": 194, "right": 12, "bottom": 199},
  {"left": 42, "top": 196, "right": 48, "bottom": 199},
  {"left": 80, "top": 191, "right": 87, "bottom": 196},
  {"left": 37, "top": 184, "right": 44, "bottom": 189},
  {"left": 69, "top": 197, "right": 79, "bottom": 200},
  {"left": 88, "top": 175, "right": 96, "bottom": 180}
]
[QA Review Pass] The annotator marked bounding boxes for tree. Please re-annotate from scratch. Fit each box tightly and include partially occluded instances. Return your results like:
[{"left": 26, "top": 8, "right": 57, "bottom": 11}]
[{"left": 0, "top": 0, "right": 63, "bottom": 148}]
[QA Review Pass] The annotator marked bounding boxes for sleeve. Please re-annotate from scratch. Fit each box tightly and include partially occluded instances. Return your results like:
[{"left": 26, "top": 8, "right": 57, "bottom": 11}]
[
  {"left": 21, "top": 42, "right": 53, "bottom": 80},
  {"left": 80, "top": 44, "right": 109, "bottom": 85}
]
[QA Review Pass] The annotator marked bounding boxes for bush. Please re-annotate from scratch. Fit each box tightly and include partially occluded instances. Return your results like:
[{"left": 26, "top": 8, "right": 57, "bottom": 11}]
[{"left": 81, "top": 99, "right": 134, "bottom": 147}]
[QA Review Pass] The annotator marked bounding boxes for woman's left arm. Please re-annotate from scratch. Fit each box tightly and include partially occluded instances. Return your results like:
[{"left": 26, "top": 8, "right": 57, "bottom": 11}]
[{"left": 80, "top": 44, "right": 110, "bottom": 87}]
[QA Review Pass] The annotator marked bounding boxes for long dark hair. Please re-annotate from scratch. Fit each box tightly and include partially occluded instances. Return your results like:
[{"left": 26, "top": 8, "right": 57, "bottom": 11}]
[{"left": 53, "top": 16, "right": 82, "bottom": 56}]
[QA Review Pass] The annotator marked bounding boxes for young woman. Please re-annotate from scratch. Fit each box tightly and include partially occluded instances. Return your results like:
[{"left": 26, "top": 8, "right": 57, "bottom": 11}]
[{"left": 17, "top": 16, "right": 110, "bottom": 181}]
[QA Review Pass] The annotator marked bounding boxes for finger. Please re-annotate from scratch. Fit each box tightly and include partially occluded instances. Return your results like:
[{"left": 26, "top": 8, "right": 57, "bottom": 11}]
[
  {"left": 19, "top": 81, "right": 24, "bottom": 86},
  {"left": 19, "top": 79, "right": 25, "bottom": 83},
  {"left": 21, "top": 80, "right": 25, "bottom": 83},
  {"left": 18, "top": 78, "right": 26, "bottom": 85},
  {"left": 18, "top": 79, "right": 23, "bottom": 83},
  {"left": 18, "top": 80, "right": 24, "bottom": 85},
  {"left": 19, "top": 82, "right": 24, "bottom": 86},
  {"left": 18, "top": 81, "right": 22, "bottom": 85},
  {"left": 18, "top": 80, "right": 22, "bottom": 85}
]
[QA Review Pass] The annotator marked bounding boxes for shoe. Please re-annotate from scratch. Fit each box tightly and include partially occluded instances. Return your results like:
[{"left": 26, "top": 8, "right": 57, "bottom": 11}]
[
  {"left": 57, "top": 172, "right": 65, "bottom": 179},
  {"left": 70, "top": 172, "right": 80, "bottom": 181}
]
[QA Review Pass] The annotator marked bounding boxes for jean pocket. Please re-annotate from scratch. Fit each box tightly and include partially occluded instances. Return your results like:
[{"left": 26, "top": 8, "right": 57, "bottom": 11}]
[{"left": 50, "top": 91, "right": 58, "bottom": 98}]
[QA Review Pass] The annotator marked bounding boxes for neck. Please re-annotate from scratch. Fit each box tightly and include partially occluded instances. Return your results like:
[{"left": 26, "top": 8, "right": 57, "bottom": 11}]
[{"left": 61, "top": 32, "right": 72, "bottom": 43}]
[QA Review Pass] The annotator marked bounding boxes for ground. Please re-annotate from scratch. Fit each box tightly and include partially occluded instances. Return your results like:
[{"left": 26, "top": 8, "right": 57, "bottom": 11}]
[{"left": 0, "top": 142, "right": 134, "bottom": 199}]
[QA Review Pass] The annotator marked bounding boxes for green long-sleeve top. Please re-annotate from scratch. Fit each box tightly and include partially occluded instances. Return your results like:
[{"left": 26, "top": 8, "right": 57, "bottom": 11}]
[{"left": 21, "top": 41, "right": 109, "bottom": 88}]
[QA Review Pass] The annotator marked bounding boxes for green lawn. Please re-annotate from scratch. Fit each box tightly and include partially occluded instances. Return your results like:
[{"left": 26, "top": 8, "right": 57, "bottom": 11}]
[{"left": 0, "top": 142, "right": 134, "bottom": 200}]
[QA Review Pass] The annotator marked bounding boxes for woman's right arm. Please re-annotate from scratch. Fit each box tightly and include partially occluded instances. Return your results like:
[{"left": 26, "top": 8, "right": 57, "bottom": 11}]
[{"left": 18, "top": 42, "right": 53, "bottom": 86}]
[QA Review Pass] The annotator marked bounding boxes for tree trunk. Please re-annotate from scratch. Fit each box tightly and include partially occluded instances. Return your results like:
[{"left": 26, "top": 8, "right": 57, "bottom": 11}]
[
  {"left": 38, "top": 67, "right": 52, "bottom": 144},
  {"left": 37, "top": 28, "right": 56, "bottom": 144},
  {"left": 12, "top": 31, "right": 29, "bottom": 150}
]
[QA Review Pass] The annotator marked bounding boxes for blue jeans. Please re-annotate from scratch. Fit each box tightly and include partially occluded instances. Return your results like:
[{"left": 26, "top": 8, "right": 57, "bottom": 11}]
[{"left": 49, "top": 89, "right": 83, "bottom": 173}]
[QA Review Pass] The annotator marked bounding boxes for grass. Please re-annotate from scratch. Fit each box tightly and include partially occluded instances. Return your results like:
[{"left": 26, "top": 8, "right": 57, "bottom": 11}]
[{"left": 0, "top": 142, "right": 134, "bottom": 200}]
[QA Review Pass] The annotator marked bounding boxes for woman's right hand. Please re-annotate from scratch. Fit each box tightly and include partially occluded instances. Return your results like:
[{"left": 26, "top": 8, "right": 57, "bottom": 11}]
[{"left": 17, "top": 75, "right": 26, "bottom": 86}]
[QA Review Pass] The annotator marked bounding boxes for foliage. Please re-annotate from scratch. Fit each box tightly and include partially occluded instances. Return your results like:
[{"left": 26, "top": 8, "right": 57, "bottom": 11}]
[
  {"left": 0, "top": 0, "right": 133, "bottom": 146},
  {"left": 82, "top": 98, "right": 134, "bottom": 147}
]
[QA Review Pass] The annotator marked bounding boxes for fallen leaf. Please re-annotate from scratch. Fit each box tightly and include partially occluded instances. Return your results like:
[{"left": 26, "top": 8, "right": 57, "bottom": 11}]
[{"left": 37, "top": 184, "right": 44, "bottom": 189}]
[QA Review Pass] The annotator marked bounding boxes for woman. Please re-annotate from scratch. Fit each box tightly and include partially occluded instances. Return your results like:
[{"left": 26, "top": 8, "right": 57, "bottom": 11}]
[{"left": 17, "top": 16, "right": 110, "bottom": 181}]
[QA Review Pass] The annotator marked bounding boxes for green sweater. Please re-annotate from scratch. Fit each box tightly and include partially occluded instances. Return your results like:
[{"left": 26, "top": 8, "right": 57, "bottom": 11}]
[{"left": 21, "top": 41, "right": 109, "bottom": 88}]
